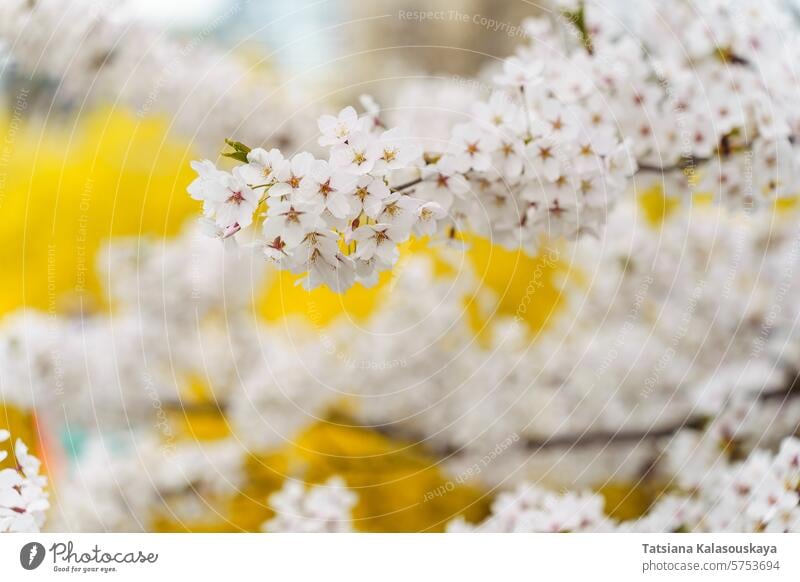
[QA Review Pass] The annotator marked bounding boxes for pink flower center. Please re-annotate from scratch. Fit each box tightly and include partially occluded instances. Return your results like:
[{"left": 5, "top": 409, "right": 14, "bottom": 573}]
[{"left": 227, "top": 191, "right": 245, "bottom": 205}]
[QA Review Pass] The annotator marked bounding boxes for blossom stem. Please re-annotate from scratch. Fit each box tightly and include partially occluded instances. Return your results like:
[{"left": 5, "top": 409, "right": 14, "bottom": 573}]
[
  {"left": 367, "top": 382, "right": 800, "bottom": 455},
  {"left": 390, "top": 177, "right": 423, "bottom": 192}
]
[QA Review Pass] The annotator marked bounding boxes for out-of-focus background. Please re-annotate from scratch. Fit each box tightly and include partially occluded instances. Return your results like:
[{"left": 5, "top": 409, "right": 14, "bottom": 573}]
[
  {"left": 129, "top": 0, "right": 536, "bottom": 75},
  {"left": 5, "top": 0, "right": 800, "bottom": 534}
]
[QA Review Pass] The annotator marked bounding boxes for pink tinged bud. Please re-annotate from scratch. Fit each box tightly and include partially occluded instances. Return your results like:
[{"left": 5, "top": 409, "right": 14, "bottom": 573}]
[{"left": 222, "top": 223, "right": 241, "bottom": 238}]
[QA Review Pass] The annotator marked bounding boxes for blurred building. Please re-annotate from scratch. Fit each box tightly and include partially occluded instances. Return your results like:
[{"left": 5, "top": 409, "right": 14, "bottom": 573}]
[{"left": 139, "top": 0, "right": 542, "bottom": 102}]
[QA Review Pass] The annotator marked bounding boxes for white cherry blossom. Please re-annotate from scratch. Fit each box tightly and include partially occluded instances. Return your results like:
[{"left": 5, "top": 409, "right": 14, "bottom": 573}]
[
  {"left": 351, "top": 175, "right": 391, "bottom": 218},
  {"left": 188, "top": 163, "right": 259, "bottom": 230},
  {"left": 262, "top": 199, "right": 322, "bottom": 251},
  {"left": 270, "top": 152, "right": 316, "bottom": 199},
  {"left": 329, "top": 131, "right": 382, "bottom": 175},
  {"left": 239, "top": 148, "right": 287, "bottom": 187},
  {"left": 494, "top": 56, "right": 544, "bottom": 89},
  {"left": 300, "top": 160, "right": 357, "bottom": 220},
  {"left": 351, "top": 224, "right": 403, "bottom": 266},
  {"left": 414, "top": 202, "right": 447, "bottom": 237},
  {"left": 449, "top": 123, "right": 499, "bottom": 173},
  {"left": 318, "top": 106, "right": 363, "bottom": 147}
]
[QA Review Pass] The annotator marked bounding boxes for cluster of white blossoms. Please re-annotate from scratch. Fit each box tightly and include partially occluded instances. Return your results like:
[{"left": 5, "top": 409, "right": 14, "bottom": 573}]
[
  {"left": 553, "top": 0, "right": 800, "bottom": 204},
  {"left": 390, "top": 0, "right": 800, "bottom": 209},
  {"left": 0, "top": 430, "right": 48, "bottom": 532},
  {"left": 667, "top": 436, "right": 800, "bottom": 533},
  {"left": 0, "top": 0, "right": 310, "bottom": 154},
  {"left": 262, "top": 477, "right": 357, "bottom": 534},
  {"left": 447, "top": 436, "right": 800, "bottom": 533},
  {"left": 187, "top": 0, "right": 800, "bottom": 291},
  {"left": 189, "top": 55, "right": 636, "bottom": 290},
  {"left": 447, "top": 483, "right": 611, "bottom": 533}
]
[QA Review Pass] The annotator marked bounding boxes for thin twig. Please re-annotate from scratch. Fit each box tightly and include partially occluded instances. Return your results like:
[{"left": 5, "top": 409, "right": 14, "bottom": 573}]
[
  {"left": 637, "top": 157, "right": 709, "bottom": 174},
  {"left": 391, "top": 176, "right": 423, "bottom": 193},
  {"left": 369, "top": 380, "right": 800, "bottom": 455}
]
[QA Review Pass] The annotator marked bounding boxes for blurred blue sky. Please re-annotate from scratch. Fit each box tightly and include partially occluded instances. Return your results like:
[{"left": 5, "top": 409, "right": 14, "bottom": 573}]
[{"left": 132, "top": 0, "right": 338, "bottom": 71}]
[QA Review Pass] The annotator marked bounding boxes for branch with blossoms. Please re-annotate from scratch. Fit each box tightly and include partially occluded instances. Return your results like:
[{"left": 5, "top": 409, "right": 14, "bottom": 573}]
[
  {"left": 367, "top": 378, "right": 800, "bottom": 457},
  {"left": 535, "top": 0, "right": 800, "bottom": 203},
  {"left": 521, "top": 379, "right": 800, "bottom": 451},
  {"left": 189, "top": 72, "right": 636, "bottom": 292},
  {"left": 187, "top": 0, "right": 800, "bottom": 292}
]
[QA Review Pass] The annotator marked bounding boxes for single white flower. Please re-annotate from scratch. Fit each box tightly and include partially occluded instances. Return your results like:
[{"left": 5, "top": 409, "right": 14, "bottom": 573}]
[
  {"left": 574, "top": 173, "right": 610, "bottom": 207},
  {"left": 450, "top": 123, "right": 499, "bottom": 173},
  {"left": 710, "top": 92, "right": 746, "bottom": 135},
  {"left": 189, "top": 162, "right": 260, "bottom": 229},
  {"left": 239, "top": 147, "right": 287, "bottom": 186},
  {"left": 287, "top": 230, "right": 355, "bottom": 292},
  {"left": 351, "top": 175, "right": 391, "bottom": 219},
  {"left": 187, "top": 159, "right": 227, "bottom": 202},
  {"left": 526, "top": 136, "right": 563, "bottom": 181},
  {"left": 262, "top": 198, "right": 322, "bottom": 250},
  {"left": 419, "top": 156, "right": 470, "bottom": 210},
  {"left": 574, "top": 127, "right": 617, "bottom": 173},
  {"left": 372, "top": 127, "right": 421, "bottom": 175},
  {"left": 329, "top": 131, "right": 382, "bottom": 175},
  {"left": 415, "top": 201, "right": 447, "bottom": 236},
  {"left": 493, "top": 137, "right": 526, "bottom": 180},
  {"left": 318, "top": 106, "right": 363, "bottom": 147},
  {"left": 376, "top": 194, "right": 421, "bottom": 230},
  {"left": 300, "top": 159, "right": 357, "bottom": 219},
  {"left": 472, "top": 92, "right": 520, "bottom": 130},
  {"left": 270, "top": 152, "right": 316, "bottom": 199},
  {"left": 533, "top": 99, "right": 580, "bottom": 141},
  {"left": 494, "top": 56, "right": 544, "bottom": 88},
  {"left": 351, "top": 224, "right": 403, "bottom": 266}
]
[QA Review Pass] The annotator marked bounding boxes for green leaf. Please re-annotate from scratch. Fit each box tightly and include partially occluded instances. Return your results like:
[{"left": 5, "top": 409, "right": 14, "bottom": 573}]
[
  {"left": 224, "top": 138, "right": 252, "bottom": 154},
  {"left": 221, "top": 138, "right": 253, "bottom": 164},
  {"left": 562, "top": 2, "right": 593, "bottom": 55},
  {"left": 221, "top": 151, "right": 249, "bottom": 164}
]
